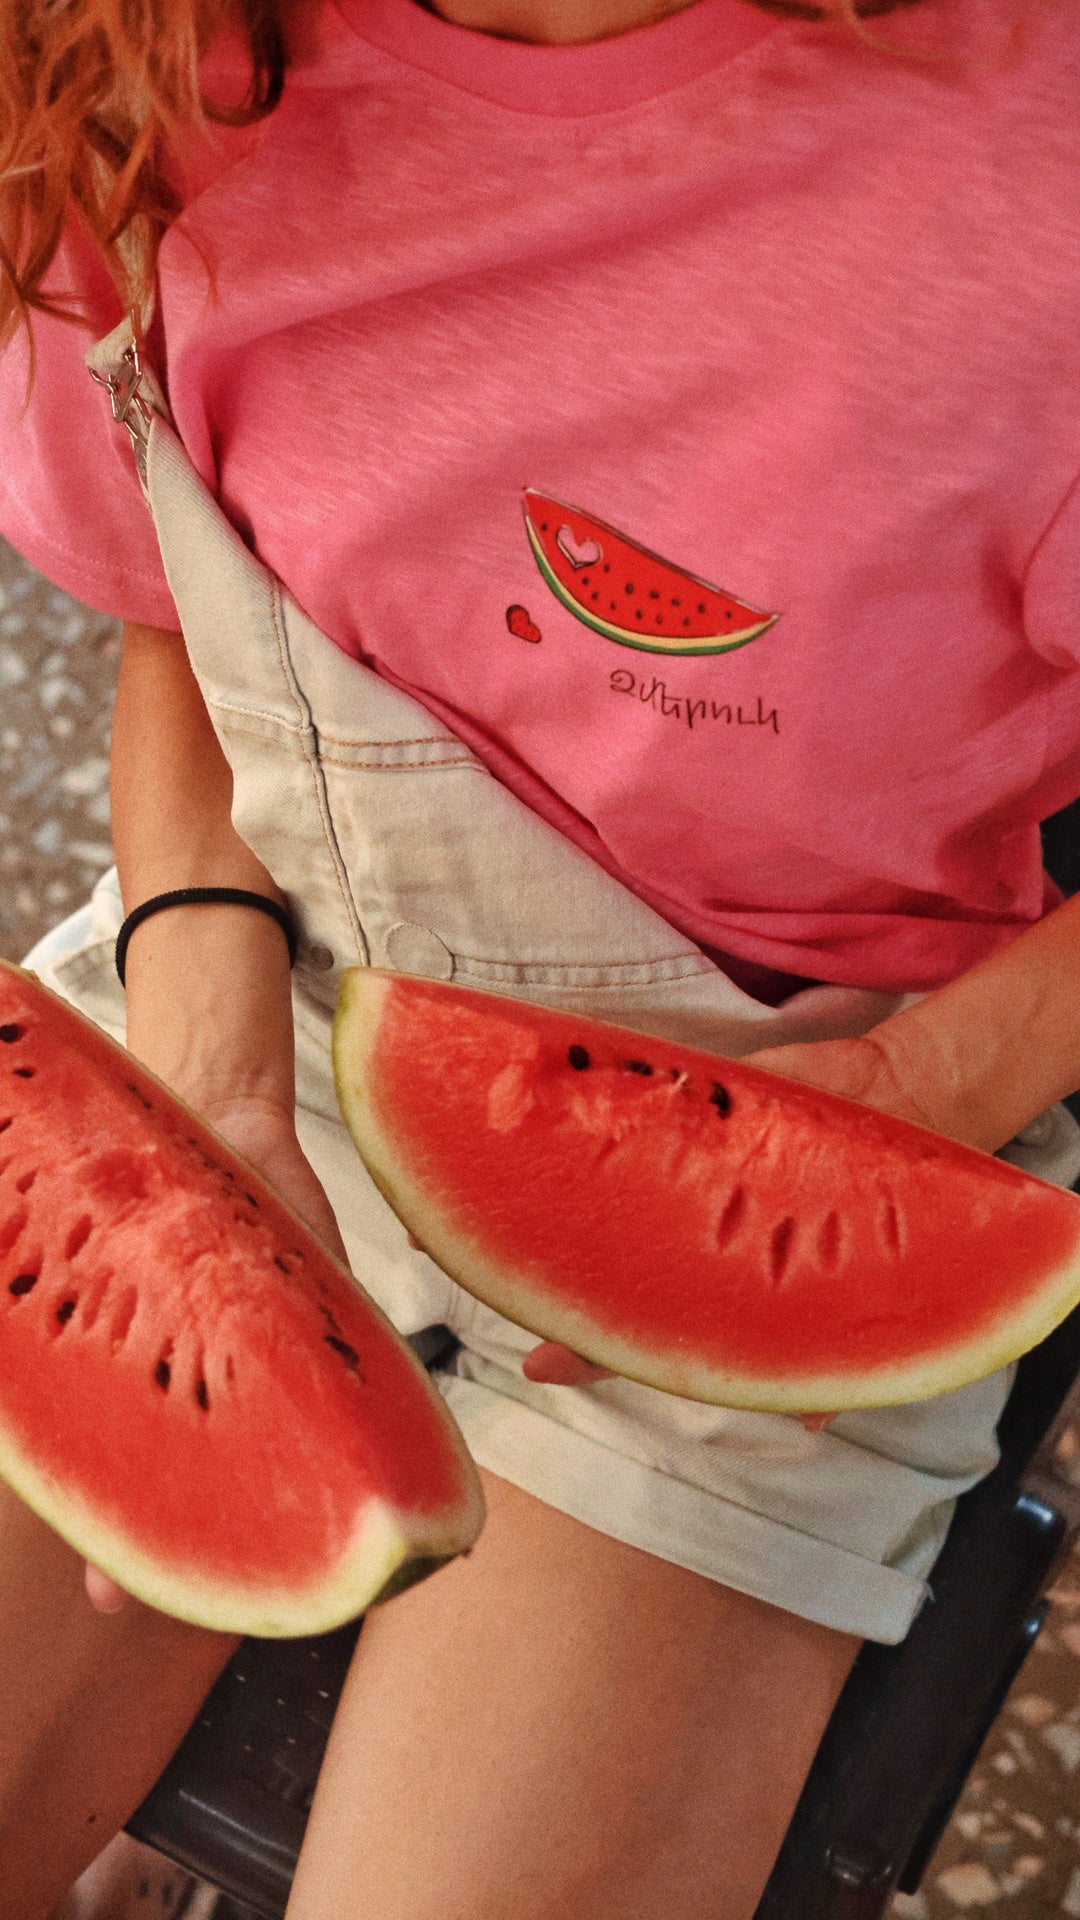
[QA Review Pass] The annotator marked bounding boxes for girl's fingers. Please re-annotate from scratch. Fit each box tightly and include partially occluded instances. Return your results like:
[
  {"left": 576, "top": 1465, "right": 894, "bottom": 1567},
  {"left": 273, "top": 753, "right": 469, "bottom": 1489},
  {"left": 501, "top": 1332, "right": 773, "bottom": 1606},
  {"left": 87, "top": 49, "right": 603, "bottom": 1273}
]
[
  {"left": 522, "top": 1341, "right": 615, "bottom": 1386},
  {"left": 84, "top": 1563, "right": 130, "bottom": 1613}
]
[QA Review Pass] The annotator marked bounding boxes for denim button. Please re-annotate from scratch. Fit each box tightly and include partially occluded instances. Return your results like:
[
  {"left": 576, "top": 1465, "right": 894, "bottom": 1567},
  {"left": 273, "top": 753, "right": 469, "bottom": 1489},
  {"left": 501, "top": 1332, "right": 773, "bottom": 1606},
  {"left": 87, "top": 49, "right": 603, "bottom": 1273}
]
[{"left": 384, "top": 921, "right": 454, "bottom": 979}]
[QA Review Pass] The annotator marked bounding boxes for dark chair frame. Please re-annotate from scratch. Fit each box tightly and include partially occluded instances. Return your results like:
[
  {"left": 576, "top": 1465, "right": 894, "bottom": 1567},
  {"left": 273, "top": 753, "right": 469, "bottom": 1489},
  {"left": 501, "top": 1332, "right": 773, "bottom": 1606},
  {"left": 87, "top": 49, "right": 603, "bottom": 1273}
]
[{"left": 128, "top": 805, "right": 1080, "bottom": 1920}]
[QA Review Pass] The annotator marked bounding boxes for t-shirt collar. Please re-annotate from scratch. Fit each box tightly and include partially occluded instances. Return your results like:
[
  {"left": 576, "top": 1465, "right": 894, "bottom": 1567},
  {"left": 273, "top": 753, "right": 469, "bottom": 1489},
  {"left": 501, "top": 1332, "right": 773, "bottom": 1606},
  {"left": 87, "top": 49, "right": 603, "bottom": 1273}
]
[{"left": 332, "top": 0, "right": 782, "bottom": 112}]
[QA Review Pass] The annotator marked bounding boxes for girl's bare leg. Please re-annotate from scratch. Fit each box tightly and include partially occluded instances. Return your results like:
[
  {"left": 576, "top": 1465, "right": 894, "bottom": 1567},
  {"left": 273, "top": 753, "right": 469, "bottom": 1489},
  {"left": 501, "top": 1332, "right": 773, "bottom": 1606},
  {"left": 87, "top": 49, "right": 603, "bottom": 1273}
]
[
  {"left": 0, "top": 1480, "right": 239, "bottom": 1920},
  {"left": 289, "top": 1468, "right": 861, "bottom": 1920}
]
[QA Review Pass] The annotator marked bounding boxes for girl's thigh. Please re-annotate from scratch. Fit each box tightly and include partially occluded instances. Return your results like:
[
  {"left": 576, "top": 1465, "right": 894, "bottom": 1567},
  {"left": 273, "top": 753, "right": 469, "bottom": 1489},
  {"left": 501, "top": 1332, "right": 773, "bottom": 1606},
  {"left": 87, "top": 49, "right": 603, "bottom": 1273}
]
[
  {"left": 289, "top": 1468, "right": 861, "bottom": 1920},
  {"left": 0, "top": 1476, "right": 238, "bottom": 1920}
]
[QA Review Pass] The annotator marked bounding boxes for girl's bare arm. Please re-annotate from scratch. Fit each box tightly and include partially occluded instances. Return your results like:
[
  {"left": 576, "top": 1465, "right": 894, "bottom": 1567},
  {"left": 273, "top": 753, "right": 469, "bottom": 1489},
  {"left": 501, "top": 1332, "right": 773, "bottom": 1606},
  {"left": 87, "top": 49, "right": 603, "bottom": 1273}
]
[
  {"left": 110, "top": 620, "right": 298, "bottom": 1116},
  {"left": 748, "top": 892, "right": 1080, "bottom": 1157}
]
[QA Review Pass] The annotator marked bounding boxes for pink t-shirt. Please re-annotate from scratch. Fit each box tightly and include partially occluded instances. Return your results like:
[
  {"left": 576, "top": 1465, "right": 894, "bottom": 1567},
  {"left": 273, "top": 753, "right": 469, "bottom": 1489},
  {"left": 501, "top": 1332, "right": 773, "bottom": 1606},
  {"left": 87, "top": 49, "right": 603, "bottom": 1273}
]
[{"left": 2, "top": 0, "right": 1079, "bottom": 994}]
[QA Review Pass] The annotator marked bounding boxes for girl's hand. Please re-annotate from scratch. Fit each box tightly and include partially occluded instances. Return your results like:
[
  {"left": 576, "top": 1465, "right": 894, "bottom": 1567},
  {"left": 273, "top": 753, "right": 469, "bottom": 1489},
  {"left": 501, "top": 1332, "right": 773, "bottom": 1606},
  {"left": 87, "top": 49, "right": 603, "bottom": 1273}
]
[
  {"left": 521, "top": 1026, "right": 953, "bottom": 1410},
  {"left": 84, "top": 1096, "right": 350, "bottom": 1615}
]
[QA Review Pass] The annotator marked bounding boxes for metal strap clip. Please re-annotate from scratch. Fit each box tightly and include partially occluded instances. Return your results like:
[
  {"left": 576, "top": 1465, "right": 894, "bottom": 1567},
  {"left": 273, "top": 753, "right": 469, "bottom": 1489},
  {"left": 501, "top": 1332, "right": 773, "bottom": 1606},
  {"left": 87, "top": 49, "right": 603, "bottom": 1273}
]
[{"left": 87, "top": 321, "right": 157, "bottom": 499}]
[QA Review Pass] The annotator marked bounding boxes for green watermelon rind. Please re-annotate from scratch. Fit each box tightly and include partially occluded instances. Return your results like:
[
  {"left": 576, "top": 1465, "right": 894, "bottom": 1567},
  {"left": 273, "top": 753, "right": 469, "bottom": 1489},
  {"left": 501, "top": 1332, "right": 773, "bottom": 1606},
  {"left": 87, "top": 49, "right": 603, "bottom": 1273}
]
[
  {"left": 333, "top": 969, "right": 1080, "bottom": 1417},
  {"left": 524, "top": 516, "right": 777, "bottom": 657},
  {"left": 0, "top": 960, "right": 486, "bottom": 1636}
]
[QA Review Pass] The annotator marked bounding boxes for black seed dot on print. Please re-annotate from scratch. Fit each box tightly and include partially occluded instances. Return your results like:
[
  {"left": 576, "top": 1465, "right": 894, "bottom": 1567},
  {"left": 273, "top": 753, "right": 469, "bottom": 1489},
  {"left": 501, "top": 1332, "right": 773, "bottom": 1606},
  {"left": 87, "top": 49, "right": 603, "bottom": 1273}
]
[
  {"left": 568, "top": 1045, "right": 591, "bottom": 1071},
  {"left": 0, "top": 1025, "right": 23, "bottom": 1044}
]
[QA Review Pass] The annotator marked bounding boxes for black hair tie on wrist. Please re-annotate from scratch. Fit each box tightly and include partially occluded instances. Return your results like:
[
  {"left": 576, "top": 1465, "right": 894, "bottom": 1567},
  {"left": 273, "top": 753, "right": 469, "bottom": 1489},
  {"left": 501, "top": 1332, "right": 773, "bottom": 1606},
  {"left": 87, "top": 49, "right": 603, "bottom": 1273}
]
[{"left": 115, "top": 887, "right": 299, "bottom": 987}]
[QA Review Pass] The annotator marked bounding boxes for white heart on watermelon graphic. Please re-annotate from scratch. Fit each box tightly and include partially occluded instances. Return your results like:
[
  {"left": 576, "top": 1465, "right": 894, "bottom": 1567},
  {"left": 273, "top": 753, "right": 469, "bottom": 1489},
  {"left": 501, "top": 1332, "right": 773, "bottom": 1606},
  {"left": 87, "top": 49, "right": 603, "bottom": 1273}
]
[{"left": 556, "top": 525, "right": 602, "bottom": 570}]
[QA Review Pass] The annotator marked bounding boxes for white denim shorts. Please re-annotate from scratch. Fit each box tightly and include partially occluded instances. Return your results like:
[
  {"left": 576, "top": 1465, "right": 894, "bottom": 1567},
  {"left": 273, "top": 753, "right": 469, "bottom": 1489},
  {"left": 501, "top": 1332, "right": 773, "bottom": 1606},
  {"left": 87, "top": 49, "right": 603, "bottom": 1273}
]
[{"left": 43, "top": 332, "right": 1078, "bottom": 1646}]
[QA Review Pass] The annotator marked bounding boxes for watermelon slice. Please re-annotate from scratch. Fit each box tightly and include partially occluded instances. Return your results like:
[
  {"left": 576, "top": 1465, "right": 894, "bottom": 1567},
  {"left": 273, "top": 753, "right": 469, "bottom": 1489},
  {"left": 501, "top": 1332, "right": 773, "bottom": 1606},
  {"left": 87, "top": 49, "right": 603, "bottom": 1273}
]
[
  {"left": 522, "top": 490, "right": 778, "bottom": 655},
  {"left": 0, "top": 960, "right": 484, "bottom": 1635},
  {"left": 333, "top": 971, "right": 1080, "bottom": 1414}
]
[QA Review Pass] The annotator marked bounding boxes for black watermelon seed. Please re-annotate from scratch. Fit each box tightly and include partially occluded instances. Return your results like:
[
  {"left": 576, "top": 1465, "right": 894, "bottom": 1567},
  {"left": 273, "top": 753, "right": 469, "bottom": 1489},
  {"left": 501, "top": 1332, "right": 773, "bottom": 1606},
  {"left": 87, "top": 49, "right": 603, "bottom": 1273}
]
[
  {"left": 649, "top": 589, "right": 660, "bottom": 599},
  {"left": 0, "top": 1119, "right": 11, "bottom": 1135},
  {"left": 625, "top": 582, "right": 634, "bottom": 594},
  {"left": 567, "top": 1045, "right": 591, "bottom": 1071},
  {"left": 195, "top": 1379, "right": 210, "bottom": 1411},
  {"left": 55, "top": 1299, "right": 77, "bottom": 1325},
  {"left": 624, "top": 1060, "right": 654, "bottom": 1076},
  {"left": 9, "top": 1272, "right": 37, "bottom": 1296},
  {"left": 244, "top": 1193, "right": 259, "bottom": 1208},
  {"left": 12, "top": 1068, "right": 34, "bottom": 1079},
  {"left": 325, "top": 1334, "right": 362, "bottom": 1374},
  {"left": 710, "top": 1082, "right": 732, "bottom": 1115},
  {"left": 154, "top": 1358, "right": 171, "bottom": 1389},
  {"left": 0, "top": 1025, "right": 23, "bottom": 1044},
  {"left": 273, "top": 1255, "right": 292, "bottom": 1275}
]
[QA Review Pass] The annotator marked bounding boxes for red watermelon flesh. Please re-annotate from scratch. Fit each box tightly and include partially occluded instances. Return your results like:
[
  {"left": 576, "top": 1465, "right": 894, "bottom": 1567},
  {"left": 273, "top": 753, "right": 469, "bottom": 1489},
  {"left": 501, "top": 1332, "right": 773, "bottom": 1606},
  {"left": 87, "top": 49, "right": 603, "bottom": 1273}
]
[
  {"left": 0, "top": 961, "right": 484, "bottom": 1635},
  {"left": 522, "top": 490, "right": 778, "bottom": 656},
  {"left": 333, "top": 971, "right": 1080, "bottom": 1413}
]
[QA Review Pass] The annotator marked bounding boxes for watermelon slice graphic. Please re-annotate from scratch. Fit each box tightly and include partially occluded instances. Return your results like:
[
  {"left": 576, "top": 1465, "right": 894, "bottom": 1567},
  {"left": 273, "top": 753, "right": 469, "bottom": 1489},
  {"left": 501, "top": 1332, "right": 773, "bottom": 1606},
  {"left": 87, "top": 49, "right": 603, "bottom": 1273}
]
[{"left": 522, "top": 490, "right": 778, "bottom": 656}]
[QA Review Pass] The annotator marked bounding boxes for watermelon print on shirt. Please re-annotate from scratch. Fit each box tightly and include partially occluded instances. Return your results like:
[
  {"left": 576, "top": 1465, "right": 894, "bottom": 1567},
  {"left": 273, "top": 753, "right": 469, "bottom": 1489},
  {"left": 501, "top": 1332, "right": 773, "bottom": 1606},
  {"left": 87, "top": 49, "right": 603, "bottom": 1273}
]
[{"left": 522, "top": 491, "right": 778, "bottom": 656}]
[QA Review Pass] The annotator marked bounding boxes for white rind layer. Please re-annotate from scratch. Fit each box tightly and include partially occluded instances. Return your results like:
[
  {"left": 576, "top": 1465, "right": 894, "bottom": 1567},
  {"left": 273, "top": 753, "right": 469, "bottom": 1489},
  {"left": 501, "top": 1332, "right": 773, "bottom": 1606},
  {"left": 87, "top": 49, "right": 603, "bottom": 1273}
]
[
  {"left": 333, "top": 970, "right": 1080, "bottom": 1415},
  {"left": 0, "top": 1403, "right": 474, "bottom": 1634}
]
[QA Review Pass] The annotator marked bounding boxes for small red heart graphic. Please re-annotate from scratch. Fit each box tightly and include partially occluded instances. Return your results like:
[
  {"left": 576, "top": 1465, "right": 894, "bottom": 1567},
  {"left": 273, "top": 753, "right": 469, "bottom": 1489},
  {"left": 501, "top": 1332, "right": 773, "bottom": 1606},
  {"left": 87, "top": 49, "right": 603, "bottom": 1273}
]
[
  {"left": 506, "top": 604, "right": 542, "bottom": 643},
  {"left": 556, "top": 525, "right": 602, "bottom": 570}
]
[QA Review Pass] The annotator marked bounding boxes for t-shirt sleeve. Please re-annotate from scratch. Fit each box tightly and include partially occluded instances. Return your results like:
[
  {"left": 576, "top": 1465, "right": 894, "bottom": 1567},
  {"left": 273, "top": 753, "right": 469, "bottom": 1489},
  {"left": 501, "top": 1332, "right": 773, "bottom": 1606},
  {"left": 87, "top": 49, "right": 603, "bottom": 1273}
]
[{"left": 0, "top": 221, "right": 179, "bottom": 629}]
